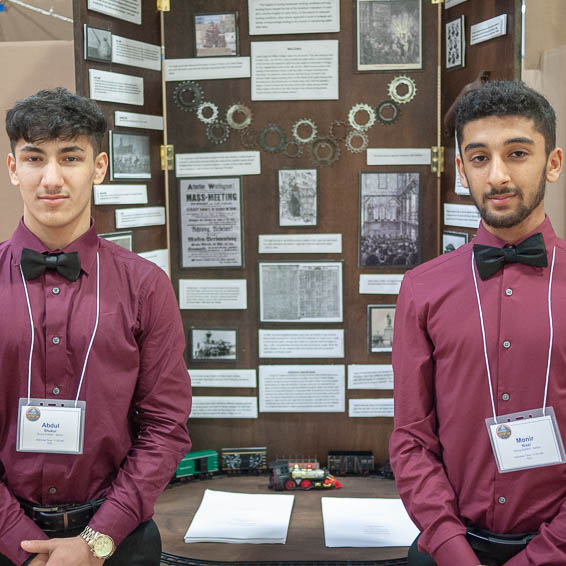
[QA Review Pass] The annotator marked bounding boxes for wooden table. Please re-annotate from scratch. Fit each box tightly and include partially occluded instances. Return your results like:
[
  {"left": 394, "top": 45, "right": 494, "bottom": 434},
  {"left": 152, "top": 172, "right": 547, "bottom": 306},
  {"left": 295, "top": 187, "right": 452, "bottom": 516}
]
[{"left": 154, "top": 475, "right": 410, "bottom": 562}]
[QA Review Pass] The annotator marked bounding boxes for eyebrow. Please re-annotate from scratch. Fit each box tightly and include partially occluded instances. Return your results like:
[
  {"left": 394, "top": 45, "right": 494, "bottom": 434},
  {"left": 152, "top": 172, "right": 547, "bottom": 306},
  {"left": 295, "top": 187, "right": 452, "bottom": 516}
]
[
  {"left": 19, "top": 144, "right": 86, "bottom": 155},
  {"left": 463, "top": 137, "right": 535, "bottom": 153}
]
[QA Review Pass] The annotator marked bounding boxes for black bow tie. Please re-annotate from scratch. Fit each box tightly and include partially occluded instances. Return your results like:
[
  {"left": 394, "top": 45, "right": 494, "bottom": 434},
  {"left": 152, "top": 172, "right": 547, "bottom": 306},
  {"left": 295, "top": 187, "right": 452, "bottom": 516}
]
[
  {"left": 473, "top": 232, "right": 548, "bottom": 280},
  {"left": 20, "top": 248, "right": 81, "bottom": 281}
]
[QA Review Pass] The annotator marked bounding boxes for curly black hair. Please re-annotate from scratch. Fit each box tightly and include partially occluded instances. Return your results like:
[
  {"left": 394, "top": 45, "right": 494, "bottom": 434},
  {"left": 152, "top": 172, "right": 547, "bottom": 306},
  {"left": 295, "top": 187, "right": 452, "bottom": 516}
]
[
  {"left": 5, "top": 87, "right": 107, "bottom": 155},
  {"left": 455, "top": 80, "right": 556, "bottom": 155}
]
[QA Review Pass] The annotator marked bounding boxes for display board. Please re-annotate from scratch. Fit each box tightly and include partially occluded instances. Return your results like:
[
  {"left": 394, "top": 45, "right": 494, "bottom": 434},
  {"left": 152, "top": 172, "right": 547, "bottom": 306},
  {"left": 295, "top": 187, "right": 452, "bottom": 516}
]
[{"left": 73, "top": 0, "right": 519, "bottom": 468}]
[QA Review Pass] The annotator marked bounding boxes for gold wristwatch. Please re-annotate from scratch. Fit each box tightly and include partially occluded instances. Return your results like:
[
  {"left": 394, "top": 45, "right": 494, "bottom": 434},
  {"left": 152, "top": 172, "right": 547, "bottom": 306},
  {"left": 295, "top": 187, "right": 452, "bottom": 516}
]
[{"left": 79, "top": 526, "right": 116, "bottom": 559}]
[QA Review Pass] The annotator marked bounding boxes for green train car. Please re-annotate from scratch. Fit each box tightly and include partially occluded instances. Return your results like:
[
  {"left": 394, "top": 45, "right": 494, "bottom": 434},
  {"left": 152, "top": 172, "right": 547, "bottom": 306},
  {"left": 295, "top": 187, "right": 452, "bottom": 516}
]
[{"left": 175, "top": 449, "right": 219, "bottom": 480}]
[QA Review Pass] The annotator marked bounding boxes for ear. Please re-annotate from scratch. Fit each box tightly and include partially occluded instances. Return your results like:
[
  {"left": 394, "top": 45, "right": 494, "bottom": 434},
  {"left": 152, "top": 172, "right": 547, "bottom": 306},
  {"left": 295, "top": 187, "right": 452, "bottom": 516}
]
[
  {"left": 455, "top": 154, "right": 469, "bottom": 188},
  {"left": 546, "top": 147, "right": 563, "bottom": 183},
  {"left": 92, "top": 152, "right": 108, "bottom": 185},
  {"left": 7, "top": 153, "right": 19, "bottom": 187}
]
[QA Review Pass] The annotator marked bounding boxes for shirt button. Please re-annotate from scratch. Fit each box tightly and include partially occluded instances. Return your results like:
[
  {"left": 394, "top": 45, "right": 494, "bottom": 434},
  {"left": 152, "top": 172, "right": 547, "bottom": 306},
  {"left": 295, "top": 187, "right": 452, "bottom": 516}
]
[
  {"left": 52, "top": 287, "right": 60, "bottom": 295},
  {"left": 502, "top": 393, "right": 510, "bottom": 401},
  {"left": 498, "top": 496, "right": 506, "bottom": 504},
  {"left": 503, "top": 340, "right": 511, "bottom": 349},
  {"left": 52, "top": 387, "right": 60, "bottom": 395},
  {"left": 505, "top": 288, "right": 513, "bottom": 296},
  {"left": 49, "top": 487, "right": 57, "bottom": 495},
  {"left": 52, "top": 336, "right": 60, "bottom": 345}
]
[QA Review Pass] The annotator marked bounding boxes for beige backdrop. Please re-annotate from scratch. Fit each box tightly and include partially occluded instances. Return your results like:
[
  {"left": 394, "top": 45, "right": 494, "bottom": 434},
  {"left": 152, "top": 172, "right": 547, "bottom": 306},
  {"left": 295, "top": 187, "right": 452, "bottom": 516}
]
[{"left": 0, "top": 40, "right": 75, "bottom": 242}]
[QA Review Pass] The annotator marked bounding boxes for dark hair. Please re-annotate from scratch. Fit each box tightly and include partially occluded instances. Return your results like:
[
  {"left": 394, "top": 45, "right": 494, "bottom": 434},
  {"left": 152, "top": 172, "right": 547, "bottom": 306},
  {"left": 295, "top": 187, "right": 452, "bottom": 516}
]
[
  {"left": 455, "top": 80, "right": 556, "bottom": 155},
  {"left": 5, "top": 87, "right": 107, "bottom": 155}
]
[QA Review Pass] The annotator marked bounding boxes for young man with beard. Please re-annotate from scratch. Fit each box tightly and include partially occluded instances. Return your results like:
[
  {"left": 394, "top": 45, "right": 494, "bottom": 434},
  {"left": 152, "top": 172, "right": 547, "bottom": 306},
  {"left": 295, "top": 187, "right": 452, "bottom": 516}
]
[
  {"left": 0, "top": 88, "right": 191, "bottom": 565},
  {"left": 390, "top": 80, "right": 566, "bottom": 566}
]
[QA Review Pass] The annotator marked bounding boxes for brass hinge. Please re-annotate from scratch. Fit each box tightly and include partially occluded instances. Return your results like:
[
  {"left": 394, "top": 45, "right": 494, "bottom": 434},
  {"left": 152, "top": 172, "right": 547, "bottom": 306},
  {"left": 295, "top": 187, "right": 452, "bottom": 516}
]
[
  {"left": 161, "top": 145, "right": 174, "bottom": 170},
  {"left": 431, "top": 0, "right": 444, "bottom": 4},
  {"left": 157, "top": 0, "right": 170, "bottom": 12},
  {"left": 431, "top": 146, "right": 445, "bottom": 175}
]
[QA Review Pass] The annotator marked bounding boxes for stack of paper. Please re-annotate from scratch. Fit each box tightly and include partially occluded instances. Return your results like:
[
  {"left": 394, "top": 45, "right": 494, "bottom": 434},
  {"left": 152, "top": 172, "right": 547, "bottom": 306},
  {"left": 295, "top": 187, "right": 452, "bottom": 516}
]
[
  {"left": 184, "top": 489, "right": 294, "bottom": 544},
  {"left": 321, "top": 497, "right": 419, "bottom": 547}
]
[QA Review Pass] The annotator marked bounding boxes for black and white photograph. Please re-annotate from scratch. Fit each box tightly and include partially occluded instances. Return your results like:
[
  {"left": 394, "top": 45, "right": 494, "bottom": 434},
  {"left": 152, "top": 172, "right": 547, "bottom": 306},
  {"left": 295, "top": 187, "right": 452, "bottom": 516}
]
[
  {"left": 109, "top": 131, "right": 151, "bottom": 180},
  {"left": 259, "top": 261, "right": 343, "bottom": 323},
  {"left": 356, "top": 0, "right": 422, "bottom": 71},
  {"left": 194, "top": 12, "right": 238, "bottom": 57},
  {"left": 368, "top": 305, "right": 396, "bottom": 353},
  {"left": 179, "top": 178, "right": 243, "bottom": 268},
  {"left": 442, "top": 230, "right": 468, "bottom": 254},
  {"left": 98, "top": 231, "right": 133, "bottom": 251},
  {"left": 278, "top": 169, "right": 317, "bottom": 226},
  {"left": 359, "top": 172, "right": 420, "bottom": 268},
  {"left": 84, "top": 25, "right": 112, "bottom": 63},
  {"left": 446, "top": 15, "right": 466, "bottom": 70},
  {"left": 190, "top": 329, "right": 237, "bottom": 361}
]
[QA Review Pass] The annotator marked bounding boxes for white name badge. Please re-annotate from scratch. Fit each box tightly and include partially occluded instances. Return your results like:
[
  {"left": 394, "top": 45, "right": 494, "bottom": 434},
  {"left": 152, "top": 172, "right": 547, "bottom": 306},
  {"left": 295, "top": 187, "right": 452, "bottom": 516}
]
[
  {"left": 486, "top": 407, "right": 566, "bottom": 473},
  {"left": 17, "top": 399, "right": 85, "bottom": 454}
]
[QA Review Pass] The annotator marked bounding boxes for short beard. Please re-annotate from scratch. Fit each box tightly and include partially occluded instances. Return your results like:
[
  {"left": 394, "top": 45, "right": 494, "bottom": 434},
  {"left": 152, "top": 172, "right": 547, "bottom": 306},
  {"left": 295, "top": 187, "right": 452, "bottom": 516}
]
[{"left": 470, "top": 169, "right": 547, "bottom": 229}]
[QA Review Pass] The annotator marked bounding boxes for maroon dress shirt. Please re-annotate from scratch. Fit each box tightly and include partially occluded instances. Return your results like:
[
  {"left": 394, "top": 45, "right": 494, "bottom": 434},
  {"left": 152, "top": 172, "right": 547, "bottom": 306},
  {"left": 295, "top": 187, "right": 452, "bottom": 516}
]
[
  {"left": 0, "top": 220, "right": 192, "bottom": 564},
  {"left": 390, "top": 217, "right": 566, "bottom": 566}
]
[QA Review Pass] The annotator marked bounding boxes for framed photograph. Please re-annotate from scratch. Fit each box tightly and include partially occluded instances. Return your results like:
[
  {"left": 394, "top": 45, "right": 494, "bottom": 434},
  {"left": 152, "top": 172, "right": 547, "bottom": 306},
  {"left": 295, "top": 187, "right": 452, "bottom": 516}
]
[
  {"left": 179, "top": 177, "right": 243, "bottom": 269},
  {"left": 190, "top": 328, "right": 237, "bottom": 361},
  {"left": 194, "top": 12, "right": 238, "bottom": 57},
  {"left": 368, "top": 305, "right": 396, "bottom": 353},
  {"left": 109, "top": 131, "right": 151, "bottom": 180},
  {"left": 259, "top": 261, "right": 343, "bottom": 323},
  {"left": 356, "top": 0, "right": 422, "bottom": 71},
  {"left": 442, "top": 230, "right": 468, "bottom": 254},
  {"left": 84, "top": 24, "right": 112, "bottom": 63},
  {"left": 98, "top": 231, "right": 133, "bottom": 251},
  {"left": 278, "top": 169, "right": 317, "bottom": 226},
  {"left": 446, "top": 15, "right": 466, "bottom": 70},
  {"left": 359, "top": 172, "right": 421, "bottom": 268}
]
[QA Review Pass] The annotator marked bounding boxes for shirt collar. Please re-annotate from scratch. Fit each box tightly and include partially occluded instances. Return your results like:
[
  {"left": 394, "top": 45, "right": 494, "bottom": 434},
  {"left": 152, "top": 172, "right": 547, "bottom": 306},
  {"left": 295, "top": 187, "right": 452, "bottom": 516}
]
[
  {"left": 10, "top": 218, "right": 99, "bottom": 277},
  {"left": 473, "top": 215, "right": 556, "bottom": 250}
]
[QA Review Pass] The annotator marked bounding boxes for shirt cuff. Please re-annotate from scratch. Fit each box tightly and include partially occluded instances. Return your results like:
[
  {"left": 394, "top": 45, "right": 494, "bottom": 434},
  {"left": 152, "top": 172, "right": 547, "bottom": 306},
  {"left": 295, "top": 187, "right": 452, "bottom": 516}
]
[
  {"left": 1, "top": 512, "right": 48, "bottom": 565},
  {"left": 88, "top": 498, "right": 141, "bottom": 547},
  {"left": 432, "top": 534, "right": 480, "bottom": 566}
]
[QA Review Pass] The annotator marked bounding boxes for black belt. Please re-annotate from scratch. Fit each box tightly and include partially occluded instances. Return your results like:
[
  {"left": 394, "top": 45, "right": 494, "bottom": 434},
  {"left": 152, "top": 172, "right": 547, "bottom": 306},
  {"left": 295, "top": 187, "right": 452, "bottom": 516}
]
[
  {"left": 18, "top": 498, "right": 105, "bottom": 533},
  {"left": 466, "top": 527, "right": 537, "bottom": 563}
]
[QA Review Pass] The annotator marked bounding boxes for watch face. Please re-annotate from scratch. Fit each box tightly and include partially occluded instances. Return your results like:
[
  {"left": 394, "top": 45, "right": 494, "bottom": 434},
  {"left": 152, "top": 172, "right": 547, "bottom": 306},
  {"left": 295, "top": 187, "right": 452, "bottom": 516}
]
[{"left": 93, "top": 535, "right": 114, "bottom": 557}]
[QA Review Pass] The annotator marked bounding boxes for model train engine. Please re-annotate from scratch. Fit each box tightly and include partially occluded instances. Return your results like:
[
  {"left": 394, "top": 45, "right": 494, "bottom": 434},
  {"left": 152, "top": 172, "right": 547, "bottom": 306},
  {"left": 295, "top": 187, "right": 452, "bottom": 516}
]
[
  {"left": 268, "top": 460, "right": 342, "bottom": 491},
  {"left": 221, "top": 446, "right": 267, "bottom": 474}
]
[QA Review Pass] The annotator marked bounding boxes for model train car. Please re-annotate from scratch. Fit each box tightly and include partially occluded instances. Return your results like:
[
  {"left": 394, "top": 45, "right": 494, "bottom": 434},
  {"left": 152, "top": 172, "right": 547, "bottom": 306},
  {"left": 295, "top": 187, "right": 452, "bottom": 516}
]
[
  {"left": 268, "top": 460, "right": 342, "bottom": 491},
  {"left": 327, "top": 450, "right": 374, "bottom": 475},
  {"left": 174, "top": 449, "right": 219, "bottom": 480},
  {"left": 221, "top": 446, "right": 267, "bottom": 474}
]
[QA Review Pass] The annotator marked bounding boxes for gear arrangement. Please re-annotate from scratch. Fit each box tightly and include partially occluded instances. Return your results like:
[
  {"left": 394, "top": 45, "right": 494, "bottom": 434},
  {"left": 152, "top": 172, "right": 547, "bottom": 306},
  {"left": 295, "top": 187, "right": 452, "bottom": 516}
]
[{"left": 171, "top": 75, "right": 417, "bottom": 166}]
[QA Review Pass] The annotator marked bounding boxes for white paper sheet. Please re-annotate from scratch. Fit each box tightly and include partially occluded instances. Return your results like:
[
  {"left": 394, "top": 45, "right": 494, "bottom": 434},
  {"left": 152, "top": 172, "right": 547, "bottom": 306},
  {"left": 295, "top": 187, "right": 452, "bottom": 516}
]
[
  {"left": 258, "top": 329, "right": 344, "bottom": 358},
  {"left": 366, "top": 148, "right": 431, "bottom": 166},
  {"left": 321, "top": 498, "right": 419, "bottom": 547},
  {"left": 349, "top": 398, "right": 394, "bottom": 418},
  {"left": 248, "top": 0, "right": 340, "bottom": 35},
  {"left": 251, "top": 40, "right": 339, "bottom": 101},
  {"left": 359, "top": 274, "right": 404, "bottom": 295},
  {"left": 348, "top": 365, "right": 394, "bottom": 390},
  {"left": 258, "top": 234, "right": 342, "bottom": 254},
  {"left": 176, "top": 151, "right": 261, "bottom": 177},
  {"left": 164, "top": 57, "right": 251, "bottom": 81},
  {"left": 138, "top": 249, "right": 169, "bottom": 276},
  {"left": 87, "top": 0, "right": 141, "bottom": 24},
  {"left": 189, "top": 369, "right": 257, "bottom": 389},
  {"left": 89, "top": 69, "right": 143, "bottom": 106},
  {"left": 470, "top": 14, "right": 507, "bottom": 45},
  {"left": 185, "top": 489, "right": 294, "bottom": 543},
  {"left": 114, "top": 111, "right": 163, "bottom": 130},
  {"left": 444, "top": 203, "right": 481, "bottom": 228},
  {"left": 189, "top": 397, "right": 258, "bottom": 419},
  {"left": 112, "top": 35, "right": 161, "bottom": 71},
  {"left": 93, "top": 184, "right": 147, "bottom": 205},
  {"left": 115, "top": 206, "right": 165, "bottom": 229},
  {"left": 179, "top": 279, "right": 247, "bottom": 310}
]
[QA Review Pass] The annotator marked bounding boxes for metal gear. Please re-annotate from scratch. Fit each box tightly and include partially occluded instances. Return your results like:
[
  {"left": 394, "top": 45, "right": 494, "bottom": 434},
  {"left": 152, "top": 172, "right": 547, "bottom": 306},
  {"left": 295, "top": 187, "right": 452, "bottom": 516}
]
[
  {"left": 376, "top": 99, "right": 401, "bottom": 125},
  {"left": 348, "top": 103, "right": 376, "bottom": 131},
  {"left": 328, "top": 120, "right": 348, "bottom": 141},
  {"left": 292, "top": 118, "right": 318, "bottom": 144},
  {"left": 388, "top": 76, "right": 417, "bottom": 104},
  {"left": 345, "top": 130, "right": 369, "bottom": 153},
  {"left": 226, "top": 103, "right": 253, "bottom": 130},
  {"left": 197, "top": 102, "right": 219, "bottom": 124},
  {"left": 173, "top": 81, "right": 203, "bottom": 112},
  {"left": 258, "top": 123, "right": 287, "bottom": 153},
  {"left": 207, "top": 120, "right": 230, "bottom": 144},
  {"left": 283, "top": 140, "right": 303, "bottom": 159},
  {"left": 308, "top": 137, "right": 340, "bottom": 167}
]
